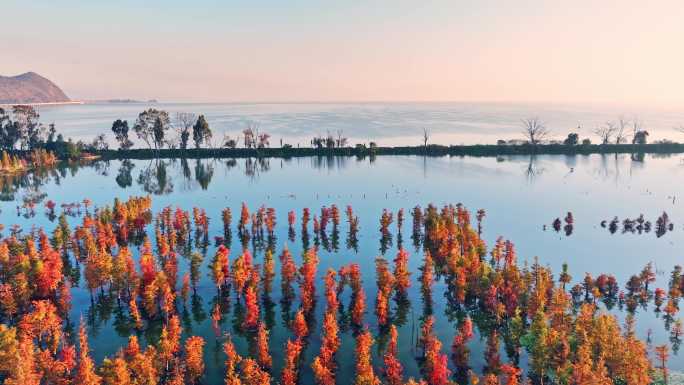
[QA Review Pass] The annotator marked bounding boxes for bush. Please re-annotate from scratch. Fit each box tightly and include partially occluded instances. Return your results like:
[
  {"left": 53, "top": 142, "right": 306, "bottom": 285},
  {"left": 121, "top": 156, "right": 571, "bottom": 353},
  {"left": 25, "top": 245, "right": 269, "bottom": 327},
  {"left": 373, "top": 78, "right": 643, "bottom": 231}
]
[{"left": 563, "top": 133, "right": 579, "bottom": 146}]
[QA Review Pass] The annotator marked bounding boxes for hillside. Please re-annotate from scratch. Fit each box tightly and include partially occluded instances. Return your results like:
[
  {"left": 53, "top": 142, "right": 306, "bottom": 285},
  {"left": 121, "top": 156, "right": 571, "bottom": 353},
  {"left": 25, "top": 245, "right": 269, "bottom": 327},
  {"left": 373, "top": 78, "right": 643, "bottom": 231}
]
[{"left": 0, "top": 72, "right": 70, "bottom": 104}]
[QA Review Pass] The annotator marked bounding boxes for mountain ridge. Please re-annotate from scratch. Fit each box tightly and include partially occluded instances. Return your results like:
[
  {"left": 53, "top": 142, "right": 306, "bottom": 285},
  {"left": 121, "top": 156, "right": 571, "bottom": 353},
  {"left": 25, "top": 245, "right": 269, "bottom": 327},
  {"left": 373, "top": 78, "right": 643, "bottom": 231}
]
[{"left": 0, "top": 72, "right": 70, "bottom": 104}]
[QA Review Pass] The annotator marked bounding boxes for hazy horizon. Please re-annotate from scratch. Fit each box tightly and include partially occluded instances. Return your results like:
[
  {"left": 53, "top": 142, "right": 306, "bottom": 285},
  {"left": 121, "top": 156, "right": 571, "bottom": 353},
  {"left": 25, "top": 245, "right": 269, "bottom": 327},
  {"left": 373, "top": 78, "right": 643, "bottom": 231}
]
[{"left": 4, "top": 1, "right": 684, "bottom": 108}]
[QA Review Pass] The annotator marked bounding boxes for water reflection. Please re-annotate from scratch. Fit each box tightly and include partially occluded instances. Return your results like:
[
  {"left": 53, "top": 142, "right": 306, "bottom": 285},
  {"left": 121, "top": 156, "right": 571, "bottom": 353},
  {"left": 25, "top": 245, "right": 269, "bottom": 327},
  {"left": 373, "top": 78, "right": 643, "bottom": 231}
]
[
  {"left": 137, "top": 160, "right": 174, "bottom": 195},
  {"left": 2, "top": 153, "right": 662, "bottom": 204},
  {"left": 116, "top": 159, "right": 135, "bottom": 188},
  {"left": 3, "top": 156, "right": 684, "bottom": 380},
  {"left": 1, "top": 155, "right": 369, "bottom": 201}
]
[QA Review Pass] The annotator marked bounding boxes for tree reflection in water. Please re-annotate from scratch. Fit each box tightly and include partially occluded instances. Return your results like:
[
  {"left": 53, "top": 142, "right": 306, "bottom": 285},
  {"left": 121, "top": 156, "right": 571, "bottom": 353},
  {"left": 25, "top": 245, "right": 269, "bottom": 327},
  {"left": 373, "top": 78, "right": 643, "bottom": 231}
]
[
  {"left": 137, "top": 159, "right": 173, "bottom": 195},
  {"left": 1, "top": 155, "right": 359, "bottom": 199}
]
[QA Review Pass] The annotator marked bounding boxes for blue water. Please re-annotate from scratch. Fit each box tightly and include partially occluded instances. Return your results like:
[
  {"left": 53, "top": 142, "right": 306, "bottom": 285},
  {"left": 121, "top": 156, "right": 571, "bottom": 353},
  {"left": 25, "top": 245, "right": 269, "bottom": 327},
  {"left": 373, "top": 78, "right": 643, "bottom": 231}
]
[{"left": 1, "top": 152, "right": 683, "bottom": 381}]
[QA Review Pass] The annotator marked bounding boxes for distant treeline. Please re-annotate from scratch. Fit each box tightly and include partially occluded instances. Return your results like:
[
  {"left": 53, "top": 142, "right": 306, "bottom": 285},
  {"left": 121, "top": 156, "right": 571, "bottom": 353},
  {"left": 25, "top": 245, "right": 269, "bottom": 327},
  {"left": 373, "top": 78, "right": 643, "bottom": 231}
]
[
  {"left": 4, "top": 105, "right": 684, "bottom": 161},
  {"left": 95, "top": 142, "right": 684, "bottom": 160}
]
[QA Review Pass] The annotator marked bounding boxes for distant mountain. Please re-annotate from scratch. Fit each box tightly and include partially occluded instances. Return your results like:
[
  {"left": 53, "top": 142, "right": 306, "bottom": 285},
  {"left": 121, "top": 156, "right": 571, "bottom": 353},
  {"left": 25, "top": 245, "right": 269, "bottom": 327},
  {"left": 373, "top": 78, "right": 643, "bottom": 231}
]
[{"left": 0, "top": 72, "right": 70, "bottom": 104}]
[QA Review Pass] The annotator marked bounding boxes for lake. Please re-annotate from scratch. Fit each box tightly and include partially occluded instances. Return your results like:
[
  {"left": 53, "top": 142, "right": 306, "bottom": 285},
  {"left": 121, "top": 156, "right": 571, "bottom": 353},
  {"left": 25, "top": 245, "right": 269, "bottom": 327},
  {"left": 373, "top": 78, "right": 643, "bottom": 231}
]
[
  {"left": 1, "top": 152, "right": 683, "bottom": 382},
  {"left": 32, "top": 102, "right": 684, "bottom": 147}
]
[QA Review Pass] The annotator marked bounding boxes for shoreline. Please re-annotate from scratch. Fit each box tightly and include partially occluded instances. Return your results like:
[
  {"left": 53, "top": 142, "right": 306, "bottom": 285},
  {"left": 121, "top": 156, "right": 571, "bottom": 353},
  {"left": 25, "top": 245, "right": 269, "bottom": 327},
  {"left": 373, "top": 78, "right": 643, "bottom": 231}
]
[
  {"left": 92, "top": 142, "right": 684, "bottom": 161},
  {"left": 0, "top": 101, "right": 84, "bottom": 107}
]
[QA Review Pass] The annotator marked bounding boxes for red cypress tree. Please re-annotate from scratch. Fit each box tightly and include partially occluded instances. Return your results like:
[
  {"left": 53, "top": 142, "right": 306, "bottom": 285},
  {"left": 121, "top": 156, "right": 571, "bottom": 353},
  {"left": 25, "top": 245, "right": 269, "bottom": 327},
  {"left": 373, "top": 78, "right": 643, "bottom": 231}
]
[
  {"left": 383, "top": 324, "right": 404, "bottom": 385},
  {"left": 184, "top": 336, "right": 205, "bottom": 384},
  {"left": 292, "top": 308, "right": 309, "bottom": 338},
  {"left": 255, "top": 322, "right": 272, "bottom": 369},
  {"left": 299, "top": 249, "right": 319, "bottom": 313},
  {"left": 281, "top": 338, "right": 304, "bottom": 385},
  {"left": 354, "top": 329, "right": 380, "bottom": 385},
  {"left": 74, "top": 321, "right": 102, "bottom": 385},
  {"left": 243, "top": 285, "right": 259, "bottom": 330}
]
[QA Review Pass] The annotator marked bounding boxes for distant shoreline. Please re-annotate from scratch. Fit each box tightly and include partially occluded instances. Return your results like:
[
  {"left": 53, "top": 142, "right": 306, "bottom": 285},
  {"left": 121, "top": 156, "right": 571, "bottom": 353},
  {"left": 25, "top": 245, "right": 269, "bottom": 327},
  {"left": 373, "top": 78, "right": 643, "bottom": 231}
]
[
  {"left": 91, "top": 142, "right": 684, "bottom": 161},
  {"left": 0, "top": 100, "right": 84, "bottom": 107}
]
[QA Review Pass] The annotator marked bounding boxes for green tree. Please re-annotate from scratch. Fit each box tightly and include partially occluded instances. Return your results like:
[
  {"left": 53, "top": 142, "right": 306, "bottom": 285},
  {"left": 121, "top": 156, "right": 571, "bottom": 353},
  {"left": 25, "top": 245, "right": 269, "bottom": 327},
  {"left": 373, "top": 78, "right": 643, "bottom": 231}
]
[
  {"left": 13, "top": 105, "right": 44, "bottom": 150},
  {"left": 111, "top": 119, "right": 133, "bottom": 149},
  {"left": 563, "top": 133, "right": 578, "bottom": 146},
  {"left": 133, "top": 108, "right": 170, "bottom": 150},
  {"left": 633, "top": 130, "right": 649, "bottom": 145},
  {"left": 0, "top": 108, "right": 20, "bottom": 150},
  {"left": 521, "top": 311, "right": 551, "bottom": 384},
  {"left": 192, "top": 115, "right": 212, "bottom": 148}
]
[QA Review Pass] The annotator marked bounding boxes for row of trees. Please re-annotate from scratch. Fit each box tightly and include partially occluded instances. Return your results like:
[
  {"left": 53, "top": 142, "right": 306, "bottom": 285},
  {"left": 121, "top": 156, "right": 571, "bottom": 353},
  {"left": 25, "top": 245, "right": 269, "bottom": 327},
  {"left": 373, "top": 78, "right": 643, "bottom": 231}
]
[
  {"left": 518, "top": 116, "right": 651, "bottom": 146},
  {"left": 312, "top": 131, "right": 348, "bottom": 149},
  {"left": 0, "top": 106, "right": 68, "bottom": 153},
  {"left": 112, "top": 110, "right": 355, "bottom": 151},
  {"left": 0, "top": 105, "right": 113, "bottom": 159},
  {"left": 1, "top": 106, "right": 675, "bottom": 157},
  {"left": 111, "top": 110, "right": 213, "bottom": 151},
  {"left": 112, "top": 109, "right": 359, "bottom": 151},
  {"left": 0, "top": 195, "right": 681, "bottom": 384}
]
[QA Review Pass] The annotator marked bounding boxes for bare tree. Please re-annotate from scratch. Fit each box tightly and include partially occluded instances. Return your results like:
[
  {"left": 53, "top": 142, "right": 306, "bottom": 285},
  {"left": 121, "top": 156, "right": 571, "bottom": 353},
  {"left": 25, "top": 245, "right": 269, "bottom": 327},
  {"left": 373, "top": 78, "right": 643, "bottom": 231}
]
[
  {"left": 422, "top": 127, "right": 429, "bottom": 147},
  {"left": 243, "top": 121, "right": 259, "bottom": 148},
  {"left": 615, "top": 116, "right": 629, "bottom": 144},
  {"left": 336, "top": 130, "right": 348, "bottom": 147},
  {"left": 175, "top": 112, "right": 196, "bottom": 150},
  {"left": 521, "top": 117, "right": 549, "bottom": 146},
  {"left": 594, "top": 121, "right": 617, "bottom": 145}
]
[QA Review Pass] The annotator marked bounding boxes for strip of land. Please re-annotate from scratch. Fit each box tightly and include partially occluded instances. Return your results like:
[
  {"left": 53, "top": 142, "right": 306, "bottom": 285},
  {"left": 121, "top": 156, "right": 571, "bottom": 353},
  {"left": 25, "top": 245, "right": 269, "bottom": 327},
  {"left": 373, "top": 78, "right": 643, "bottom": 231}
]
[{"left": 93, "top": 142, "right": 684, "bottom": 160}]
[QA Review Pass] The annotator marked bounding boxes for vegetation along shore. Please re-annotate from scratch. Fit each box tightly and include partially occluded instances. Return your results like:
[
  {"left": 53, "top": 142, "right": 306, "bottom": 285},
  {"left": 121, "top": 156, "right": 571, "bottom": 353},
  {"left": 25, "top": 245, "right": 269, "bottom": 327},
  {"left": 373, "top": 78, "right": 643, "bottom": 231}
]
[{"left": 2, "top": 105, "right": 683, "bottom": 163}]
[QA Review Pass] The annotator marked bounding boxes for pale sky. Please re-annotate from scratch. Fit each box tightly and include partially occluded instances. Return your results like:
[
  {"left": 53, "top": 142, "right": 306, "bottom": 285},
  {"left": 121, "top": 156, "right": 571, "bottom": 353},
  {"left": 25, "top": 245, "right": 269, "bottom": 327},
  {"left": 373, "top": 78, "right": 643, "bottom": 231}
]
[{"left": 3, "top": 0, "right": 684, "bottom": 106}]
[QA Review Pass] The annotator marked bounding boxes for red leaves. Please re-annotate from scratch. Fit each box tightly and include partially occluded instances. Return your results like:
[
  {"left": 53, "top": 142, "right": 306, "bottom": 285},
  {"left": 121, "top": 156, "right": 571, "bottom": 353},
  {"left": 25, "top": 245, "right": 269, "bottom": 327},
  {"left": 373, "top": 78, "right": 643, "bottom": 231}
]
[
  {"left": 312, "top": 269, "right": 340, "bottom": 385},
  {"left": 0, "top": 201, "right": 675, "bottom": 385},
  {"left": 451, "top": 317, "right": 473, "bottom": 370},
  {"left": 351, "top": 287, "right": 366, "bottom": 326},
  {"left": 420, "top": 252, "right": 434, "bottom": 296},
  {"left": 243, "top": 285, "right": 259, "bottom": 330},
  {"left": 393, "top": 248, "right": 411, "bottom": 294},
  {"left": 231, "top": 250, "right": 252, "bottom": 296},
  {"left": 380, "top": 209, "right": 393, "bottom": 236},
  {"left": 420, "top": 316, "right": 450, "bottom": 385},
  {"left": 281, "top": 338, "right": 303, "bottom": 385},
  {"left": 129, "top": 298, "right": 143, "bottom": 330},
  {"left": 383, "top": 325, "right": 403, "bottom": 385},
  {"left": 210, "top": 245, "right": 230, "bottom": 289},
  {"left": 299, "top": 249, "right": 319, "bottom": 313},
  {"left": 292, "top": 309, "right": 309, "bottom": 339},
  {"left": 354, "top": 329, "right": 380, "bottom": 385},
  {"left": 375, "top": 257, "right": 395, "bottom": 326},
  {"left": 34, "top": 232, "right": 62, "bottom": 297},
  {"left": 184, "top": 336, "right": 205, "bottom": 384},
  {"left": 74, "top": 322, "right": 101, "bottom": 385},
  {"left": 255, "top": 323, "right": 272, "bottom": 369},
  {"left": 375, "top": 289, "right": 389, "bottom": 326},
  {"left": 18, "top": 300, "right": 62, "bottom": 353},
  {"left": 159, "top": 315, "right": 182, "bottom": 368},
  {"left": 288, "top": 210, "right": 296, "bottom": 227},
  {"left": 500, "top": 365, "right": 521, "bottom": 385}
]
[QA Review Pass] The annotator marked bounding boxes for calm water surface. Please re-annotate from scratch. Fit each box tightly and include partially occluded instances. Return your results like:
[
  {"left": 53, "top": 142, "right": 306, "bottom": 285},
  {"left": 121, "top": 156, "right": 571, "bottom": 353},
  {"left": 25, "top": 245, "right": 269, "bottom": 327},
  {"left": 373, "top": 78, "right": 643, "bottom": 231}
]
[
  {"left": 1, "top": 153, "right": 683, "bottom": 380},
  {"left": 33, "top": 102, "right": 684, "bottom": 146}
]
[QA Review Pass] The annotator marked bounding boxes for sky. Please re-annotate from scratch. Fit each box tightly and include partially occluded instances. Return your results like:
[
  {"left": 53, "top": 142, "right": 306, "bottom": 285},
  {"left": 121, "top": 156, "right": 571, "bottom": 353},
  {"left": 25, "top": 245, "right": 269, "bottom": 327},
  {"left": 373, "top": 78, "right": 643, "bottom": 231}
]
[{"left": 3, "top": 0, "right": 684, "bottom": 106}]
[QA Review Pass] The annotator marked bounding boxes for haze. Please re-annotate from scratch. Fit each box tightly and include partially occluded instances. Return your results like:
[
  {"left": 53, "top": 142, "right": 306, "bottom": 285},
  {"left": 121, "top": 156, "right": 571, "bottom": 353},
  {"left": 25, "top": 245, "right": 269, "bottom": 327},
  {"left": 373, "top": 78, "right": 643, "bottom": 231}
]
[{"left": 3, "top": 0, "right": 684, "bottom": 106}]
